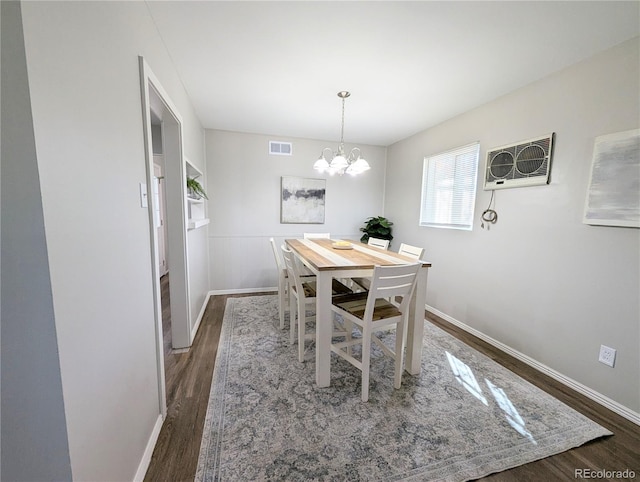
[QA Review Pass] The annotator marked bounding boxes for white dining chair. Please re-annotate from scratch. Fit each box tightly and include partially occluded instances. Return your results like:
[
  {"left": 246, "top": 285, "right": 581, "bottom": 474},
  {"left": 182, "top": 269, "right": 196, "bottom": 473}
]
[
  {"left": 330, "top": 263, "right": 421, "bottom": 402},
  {"left": 269, "top": 238, "right": 289, "bottom": 330},
  {"left": 366, "top": 237, "right": 390, "bottom": 250},
  {"left": 398, "top": 243, "right": 425, "bottom": 260},
  {"left": 281, "top": 245, "right": 352, "bottom": 362},
  {"left": 303, "top": 232, "right": 331, "bottom": 239}
]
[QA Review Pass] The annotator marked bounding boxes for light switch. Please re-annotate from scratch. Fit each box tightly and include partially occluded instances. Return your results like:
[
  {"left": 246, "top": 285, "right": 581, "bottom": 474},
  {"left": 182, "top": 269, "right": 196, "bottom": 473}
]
[{"left": 139, "top": 183, "right": 148, "bottom": 208}]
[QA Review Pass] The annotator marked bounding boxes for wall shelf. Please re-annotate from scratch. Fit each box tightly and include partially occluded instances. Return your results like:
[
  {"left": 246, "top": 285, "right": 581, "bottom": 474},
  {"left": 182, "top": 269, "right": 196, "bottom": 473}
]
[
  {"left": 188, "top": 218, "right": 210, "bottom": 230},
  {"left": 185, "top": 159, "right": 208, "bottom": 230}
]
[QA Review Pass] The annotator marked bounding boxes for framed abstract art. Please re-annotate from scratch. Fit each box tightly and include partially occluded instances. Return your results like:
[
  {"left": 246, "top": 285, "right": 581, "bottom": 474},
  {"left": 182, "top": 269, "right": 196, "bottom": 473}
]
[
  {"left": 583, "top": 129, "right": 639, "bottom": 228},
  {"left": 280, "top": 176, "right": 326, "bottom": 224}
]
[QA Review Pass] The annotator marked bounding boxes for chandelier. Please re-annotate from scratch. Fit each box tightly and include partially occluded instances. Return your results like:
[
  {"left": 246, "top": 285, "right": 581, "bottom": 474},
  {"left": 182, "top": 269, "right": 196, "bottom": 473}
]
[{"left": 313, "top": 91, "right": 370, "bottom": 176}]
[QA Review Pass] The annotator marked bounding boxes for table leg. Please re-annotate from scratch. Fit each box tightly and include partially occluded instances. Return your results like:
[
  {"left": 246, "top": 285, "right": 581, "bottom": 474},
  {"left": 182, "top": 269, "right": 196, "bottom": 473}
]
[
  {"left": 406, "top": 267, "right": 428, "bottom": 375},
  {"left": 315, "top": 272, "right": 332, "bottom": 387}
]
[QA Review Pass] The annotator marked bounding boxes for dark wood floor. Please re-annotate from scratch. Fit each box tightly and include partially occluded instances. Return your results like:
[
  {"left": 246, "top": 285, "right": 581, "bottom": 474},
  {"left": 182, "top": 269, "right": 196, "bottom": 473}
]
[{"left": 145, "top": 292, "right": 639, "bottom": 481}]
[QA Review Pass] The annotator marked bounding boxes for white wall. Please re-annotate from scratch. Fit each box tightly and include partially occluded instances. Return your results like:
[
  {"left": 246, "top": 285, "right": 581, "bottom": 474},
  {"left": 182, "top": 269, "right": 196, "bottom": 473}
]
[
  {"left": 1, "top": 2, "right": 72, "bottom": 479},
  {"left": 205, "top": 130, "right": 387, "bottom": 291},
  {"left": 385, "top": 38, "right": 640, "bottom": 413},
  {"left": 188, "top": 225, "right": 210, "bottom": 331},
  {"left": 18, "top": 2, "right": 208, "bottom": 480}
]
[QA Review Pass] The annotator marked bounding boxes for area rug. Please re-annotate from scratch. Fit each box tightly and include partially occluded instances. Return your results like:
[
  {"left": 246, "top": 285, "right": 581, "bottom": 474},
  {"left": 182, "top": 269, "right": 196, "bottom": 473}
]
[{"left": 195, "top": 295, "right": 611, "bottom": 481}]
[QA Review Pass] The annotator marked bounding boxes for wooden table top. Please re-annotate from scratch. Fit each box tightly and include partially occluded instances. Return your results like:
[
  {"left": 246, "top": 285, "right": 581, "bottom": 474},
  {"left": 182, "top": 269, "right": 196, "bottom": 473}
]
[{"left": 285, "top": 238, "right": 431, "bottom": 272}]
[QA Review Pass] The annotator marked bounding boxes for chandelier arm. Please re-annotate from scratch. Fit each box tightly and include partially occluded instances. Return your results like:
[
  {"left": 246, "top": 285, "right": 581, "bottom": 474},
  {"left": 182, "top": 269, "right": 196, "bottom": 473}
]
[{"left": 321, "top": 147, "right": 334, "bottom": 160}]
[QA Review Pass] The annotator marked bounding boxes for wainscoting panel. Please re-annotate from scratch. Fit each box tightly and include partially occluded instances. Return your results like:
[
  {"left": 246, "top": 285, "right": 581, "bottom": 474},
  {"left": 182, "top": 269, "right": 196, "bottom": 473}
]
[{"left": 208, "top": 234, "right": 359, "bottom": 291}]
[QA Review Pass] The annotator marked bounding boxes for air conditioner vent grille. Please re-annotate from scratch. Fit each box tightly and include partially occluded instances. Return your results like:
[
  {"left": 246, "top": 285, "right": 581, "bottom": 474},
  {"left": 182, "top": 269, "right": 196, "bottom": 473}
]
[
  {"left": 489, "top": 151, "right": 514, "bottom": 179},
  {"left": 516, "top": 145, "right": 546, "bottom": 174},
  {"left": 269, "top": 141, "right": 292, "bottom": 156},
  {"left": 484, "top": 133, "right": 554, "bottom": 190}
]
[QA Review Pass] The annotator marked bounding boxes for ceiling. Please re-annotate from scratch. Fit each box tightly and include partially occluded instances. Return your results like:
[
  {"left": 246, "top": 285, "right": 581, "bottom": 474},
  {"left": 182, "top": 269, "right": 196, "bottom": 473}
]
[{"left": 145, "top": 1, "right": 639, "bottom": 147}]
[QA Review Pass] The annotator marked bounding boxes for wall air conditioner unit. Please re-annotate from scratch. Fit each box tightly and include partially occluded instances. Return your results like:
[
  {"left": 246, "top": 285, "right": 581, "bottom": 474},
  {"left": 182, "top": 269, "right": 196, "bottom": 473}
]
[{"left": 484, "top": 133, "right": 555, "bottom": 190}]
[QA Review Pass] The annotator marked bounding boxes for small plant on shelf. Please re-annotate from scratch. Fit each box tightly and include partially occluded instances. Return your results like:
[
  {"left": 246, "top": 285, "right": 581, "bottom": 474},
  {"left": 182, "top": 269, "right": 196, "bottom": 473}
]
[
  {"left": 360, "top": 216, "right": 393, "bottom": 244},
  {"left": 186, "top": 177, "right": 208, "bottom": 199}
]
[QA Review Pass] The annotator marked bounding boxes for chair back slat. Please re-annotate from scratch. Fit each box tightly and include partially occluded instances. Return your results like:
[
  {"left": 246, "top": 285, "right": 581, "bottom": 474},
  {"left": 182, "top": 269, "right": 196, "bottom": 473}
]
[
  {"left": 281, "top": 245, "right": 296, "bottom": 279},
  {"left": 270, "top": 237, "right": 284, "bottom": 271},
  {"left": 281, "top": 245, "right": 305, "bottom": 294},
  {"left": 367, "top": 237, "right": 390, "bottom": 250},
  {"left": 398, "top": 243, "right": 424, "bottom": 260}
]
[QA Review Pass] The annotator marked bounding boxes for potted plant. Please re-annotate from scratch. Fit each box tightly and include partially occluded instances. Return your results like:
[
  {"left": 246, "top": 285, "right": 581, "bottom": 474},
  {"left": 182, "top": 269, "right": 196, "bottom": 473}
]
[
  {"left": 186, "top": 177, "right": 208, "bottom": 199},
  {"left": 360, "top": 216, "right": 393, "bottom": 244}
]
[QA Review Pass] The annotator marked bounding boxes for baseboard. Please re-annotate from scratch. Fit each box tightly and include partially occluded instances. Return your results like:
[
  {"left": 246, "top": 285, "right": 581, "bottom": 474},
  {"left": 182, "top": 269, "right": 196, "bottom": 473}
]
[
  {"left": 133, "top": 414, "right": 163, "bottom": 482},
  {"left": 191, "top": 292, "right": 212, "bottom": 343},
  {"left": 209, "top": 287, "right": 277, "bottom": 295},
  {"left": 425, "top": 304, "right": 640, "bottom": 427}
]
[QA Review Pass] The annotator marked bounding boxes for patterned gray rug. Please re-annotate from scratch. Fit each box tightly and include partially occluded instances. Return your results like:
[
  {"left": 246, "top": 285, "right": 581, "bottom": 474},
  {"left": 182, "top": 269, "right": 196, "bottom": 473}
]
[{"left": 196, "top": 295, "right": 611, "bottom": 481}]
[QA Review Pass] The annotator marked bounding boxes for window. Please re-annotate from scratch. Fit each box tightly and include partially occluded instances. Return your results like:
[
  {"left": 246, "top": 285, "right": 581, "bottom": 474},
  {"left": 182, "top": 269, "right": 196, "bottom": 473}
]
[{"left": 420, "top": 142, "right": 479, "bottom": 230}]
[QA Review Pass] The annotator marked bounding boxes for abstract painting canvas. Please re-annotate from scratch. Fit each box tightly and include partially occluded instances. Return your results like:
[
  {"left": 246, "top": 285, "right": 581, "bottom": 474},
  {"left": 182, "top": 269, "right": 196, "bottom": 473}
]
[
  {"left": 281, "top": 176, "right": 326, "bottom": 224},
  {"left": 583, "top": 129, "right": 640, "bottom": 228}
]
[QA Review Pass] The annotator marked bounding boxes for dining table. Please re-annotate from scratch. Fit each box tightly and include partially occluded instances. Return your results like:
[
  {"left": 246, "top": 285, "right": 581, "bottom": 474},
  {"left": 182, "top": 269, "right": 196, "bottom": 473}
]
[{"left": 285, "top": 237, "right": 431, "bottom": 388}]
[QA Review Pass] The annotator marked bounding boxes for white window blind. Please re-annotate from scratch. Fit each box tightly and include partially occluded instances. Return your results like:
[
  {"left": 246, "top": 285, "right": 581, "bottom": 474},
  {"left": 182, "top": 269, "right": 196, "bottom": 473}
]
[{"left": 420, "top": 142, "right": 479, "bottom": 230}]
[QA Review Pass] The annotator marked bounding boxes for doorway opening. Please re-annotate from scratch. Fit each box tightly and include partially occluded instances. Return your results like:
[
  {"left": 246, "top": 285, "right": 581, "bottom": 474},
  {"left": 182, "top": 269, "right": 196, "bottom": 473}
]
[
  {"left": 139, "top": 57, "right": 192, "bottom": 416},
  {"left": 150, "top": 117, "right": 174, "bottom": 378}
]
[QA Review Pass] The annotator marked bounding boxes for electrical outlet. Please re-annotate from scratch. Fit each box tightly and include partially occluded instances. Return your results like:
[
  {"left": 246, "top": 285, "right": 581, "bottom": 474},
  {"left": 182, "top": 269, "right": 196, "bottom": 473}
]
[{"left": 598, "top": 345, "right": 616, "bottom": 367}]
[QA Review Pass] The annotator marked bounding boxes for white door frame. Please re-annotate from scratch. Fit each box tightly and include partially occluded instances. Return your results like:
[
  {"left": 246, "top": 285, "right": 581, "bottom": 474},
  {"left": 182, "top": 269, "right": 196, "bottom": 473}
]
[
  {"left": 153, "top": 162, "right": 168, "bottom": 277},
  {"left": 139, "top": 56, "right": 192, "bottom": 416}
]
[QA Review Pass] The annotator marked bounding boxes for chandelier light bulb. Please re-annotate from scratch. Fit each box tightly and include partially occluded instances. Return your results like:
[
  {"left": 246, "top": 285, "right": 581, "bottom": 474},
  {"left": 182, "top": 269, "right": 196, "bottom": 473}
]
[
  {"left": 330, "top": 154, "right": 348, "bottom": 170},
  {"left": 313, "top": 157, "right": 330, "bottom": 173},
  {"left": 346, "top": 157, "right": 370, "bottom": 175}
]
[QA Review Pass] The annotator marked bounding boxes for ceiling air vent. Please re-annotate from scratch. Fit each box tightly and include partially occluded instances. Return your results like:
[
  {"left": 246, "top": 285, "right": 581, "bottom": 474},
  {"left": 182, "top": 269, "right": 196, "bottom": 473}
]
[
  {"left": 269, "top": 141, "right": 292, "bottom": 156},
  {"left": 484, "top": 133, "right": 555, "bottom": 190}
]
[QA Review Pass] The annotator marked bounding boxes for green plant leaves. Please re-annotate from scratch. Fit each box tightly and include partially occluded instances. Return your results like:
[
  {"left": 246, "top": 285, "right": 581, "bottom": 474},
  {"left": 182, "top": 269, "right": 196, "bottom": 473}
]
[
  {"left": 187, "top": 177, "right": 208, "bottom": 199},
  {"left": 359, "top": 216, "right": 393, "bottom": 243}
]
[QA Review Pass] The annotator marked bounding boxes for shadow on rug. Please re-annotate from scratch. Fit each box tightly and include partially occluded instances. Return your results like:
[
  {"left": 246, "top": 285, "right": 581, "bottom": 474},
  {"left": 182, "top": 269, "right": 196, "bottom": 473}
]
[{"left": 196, "top": 295, "right": 611, "bottom": 481}]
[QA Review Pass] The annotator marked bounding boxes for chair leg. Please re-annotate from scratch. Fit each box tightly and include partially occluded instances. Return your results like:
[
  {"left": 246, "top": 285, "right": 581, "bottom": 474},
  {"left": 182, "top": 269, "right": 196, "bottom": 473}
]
[
  {"left": 361, "top": 325, "right": 372, "bottom": 402},
  {"left": 298, "top": 302, "right": 306, "bottom": 362},
  {"left": 278, "top": 277, "right": 287, "bottom": 330},
  {"left": 394, "top": 318, "right": 406, "bottom": 389},
  {"left": 289, "top": 292, "right": 297, "bottom": 345}
]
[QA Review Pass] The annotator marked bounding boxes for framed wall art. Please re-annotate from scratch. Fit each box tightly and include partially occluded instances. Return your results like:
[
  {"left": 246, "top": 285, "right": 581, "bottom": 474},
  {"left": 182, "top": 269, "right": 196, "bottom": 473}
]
[
  {"left": 280, "top": 176, "right": 326, "bottom": 224},
  {"left": 583, "top": 128, "right": 639, "bottom": 228}
]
